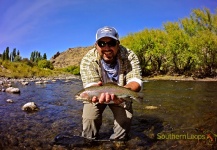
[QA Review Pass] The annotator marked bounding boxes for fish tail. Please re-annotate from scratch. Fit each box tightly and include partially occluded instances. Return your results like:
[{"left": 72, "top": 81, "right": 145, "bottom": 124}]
[
  {"left": 130, "top": 95, "right": 143, "bottom": 103},
  {"left": 135, "top": 96, "right": 143, "bottom": 103},
  {"left": 135, "top": 92, "right": 144, "bottom": 103}
]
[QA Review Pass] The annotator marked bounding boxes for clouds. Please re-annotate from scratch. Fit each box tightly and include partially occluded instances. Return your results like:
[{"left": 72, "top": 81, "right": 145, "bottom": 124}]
[
  {"left": 0, "top": 0, "right": 216, "bottom": 58},
  {"left": 0, "top": 0, "right": 80, "bottom": 49},
  {"left": 1, "top": 1, "right": 45, "bottom": 42}
]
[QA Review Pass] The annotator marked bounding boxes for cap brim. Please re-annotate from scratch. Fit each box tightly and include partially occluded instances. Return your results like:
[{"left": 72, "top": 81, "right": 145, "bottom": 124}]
[{"left": 96, "top": 35, "right": 118, "bottom": 41}]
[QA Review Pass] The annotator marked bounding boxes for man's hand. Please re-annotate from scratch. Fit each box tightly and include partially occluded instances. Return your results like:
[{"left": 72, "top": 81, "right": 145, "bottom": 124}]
[
  {"left": 91, "top": 81, "right": 124, "bottom": 104},
  {"left": 124, "top": 81, "right": 141, "bottom": 92}
]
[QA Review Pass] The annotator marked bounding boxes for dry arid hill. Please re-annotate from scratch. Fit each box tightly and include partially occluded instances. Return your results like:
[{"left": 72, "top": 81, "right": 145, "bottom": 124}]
[{"left": 50, "top": 46, "right": 94, "bottom": 68}]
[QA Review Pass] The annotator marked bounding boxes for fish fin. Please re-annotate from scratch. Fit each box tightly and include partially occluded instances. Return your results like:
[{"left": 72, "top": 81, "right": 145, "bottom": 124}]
[
  {"left": 132, "top": 92, "right": 144, "bottom": 103},
  {"left": 138, "top": 92, "right": 144, "bottom": 99},
  {"left": 133, "top": 97, "right": 143, "bottom": 103},
  {"left": 120, "top": 96, "right": 143, "bottom": 103}
]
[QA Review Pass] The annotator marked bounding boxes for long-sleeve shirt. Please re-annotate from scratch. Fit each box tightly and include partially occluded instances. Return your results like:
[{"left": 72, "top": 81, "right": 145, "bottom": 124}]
[{"left": 80, "top": 45, "right": 143, "bottom": 88}]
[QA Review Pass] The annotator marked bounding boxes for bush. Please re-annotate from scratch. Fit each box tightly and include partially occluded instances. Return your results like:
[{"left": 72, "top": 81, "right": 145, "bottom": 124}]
[
  {"left": 21, "top": 58, "right": 34, "bottom": 67},
  {"left": 37, "top": 59, "right": 54, "bottom": 70},
  {"left": 63, "top": 66, "right": 80, "bottom": 75}
]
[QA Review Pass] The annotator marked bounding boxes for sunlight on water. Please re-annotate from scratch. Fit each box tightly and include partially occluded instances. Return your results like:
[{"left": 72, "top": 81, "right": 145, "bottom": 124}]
[{"left": 0, "top": 79, "right": 217, "bottom": 149}]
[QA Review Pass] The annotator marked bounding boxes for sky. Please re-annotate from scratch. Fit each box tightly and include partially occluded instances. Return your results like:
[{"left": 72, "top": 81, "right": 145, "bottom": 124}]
[{"left": 0, "top": 0, "right": 216, "bottom": 59}]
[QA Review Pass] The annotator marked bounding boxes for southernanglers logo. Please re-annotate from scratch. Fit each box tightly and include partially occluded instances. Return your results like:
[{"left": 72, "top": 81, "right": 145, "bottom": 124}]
[{"left": 157, "top": 128, "right": 217, "bottom": 144}]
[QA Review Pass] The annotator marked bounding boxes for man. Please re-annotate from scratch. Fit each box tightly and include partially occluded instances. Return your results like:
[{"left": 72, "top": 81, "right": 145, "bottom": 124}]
[{"left": 80, "top": 26, "right": 143, "bottom": 141}]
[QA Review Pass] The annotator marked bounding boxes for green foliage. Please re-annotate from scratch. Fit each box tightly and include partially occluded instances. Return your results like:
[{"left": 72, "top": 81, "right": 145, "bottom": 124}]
[
  {"left": 21, "top": 58, "right": 34, "bottom": 67},
  {"left": 0, "top": 60, "right": 58, "bottom": 78},
  {"left": 63, "top": 66, "right": 80, "bottom": 75},
  {"left": 164, "top": 21, "right": 193, "bottom": 74},
  {"left": 30, "top": 51, "right": 47, "bottom": 62},
  {"left": 121, "top": 7, "right": 217, "bottom": 77},
  {"left": 37, "top": 59, "right": 54, "bottom": 70},
  {"left": 43, "top": 53, "right": 47, "bottom": 60},
  {"left": 1, "top": 7, "right": 216, "bottom": 78},
  {"left": 14, "top": 55, "right": 22, "bottom": 62}
]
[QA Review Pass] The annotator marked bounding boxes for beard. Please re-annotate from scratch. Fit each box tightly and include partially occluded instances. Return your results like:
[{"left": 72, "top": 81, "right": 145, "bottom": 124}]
[{"left": 101, "top": 50, "right": 116, "bottom": 63}]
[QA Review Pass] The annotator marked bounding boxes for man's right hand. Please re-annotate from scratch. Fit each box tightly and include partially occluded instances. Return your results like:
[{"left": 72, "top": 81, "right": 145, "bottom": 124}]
[{"left": 91, "top": 81, "right": 124, "bottom": 104}]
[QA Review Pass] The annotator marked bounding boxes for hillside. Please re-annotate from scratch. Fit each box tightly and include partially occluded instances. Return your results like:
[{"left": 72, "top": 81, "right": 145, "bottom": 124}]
[{"left": 50, "top": 46, "right": 94, "bottom": 68}]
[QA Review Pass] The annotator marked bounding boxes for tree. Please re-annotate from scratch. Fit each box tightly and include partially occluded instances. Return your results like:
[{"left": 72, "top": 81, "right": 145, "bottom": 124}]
[
  {"left": 30, "top": 50, "right": 44, "bottom": 62},
  {"left": 30, "top": 51, "right": 35, "bottom": 62},
  {"left": 5, "top": 47, "right": 10, "bottom": 60},
  {"left": 12, "top": 48, "right": 17, "bottom": 61},
  {"left": 17, "top": 50, "right": 20, "bottom": 56},
  {"left": 164, "top": 22, "right": 193, "bottom": 74},
  {"left": 2, "top": 51, "right": 6, "bottom": 60},
  {"left": 187, "top": 8, "right": 217, "bottom": 77},
  {"left": 121, "top": 31, "right": 149, "bottom": 75},
  {"left": 191, "top": 8, "right": 216, "bottom": 33},
  {"left": 14, "top": 55, "right": 22, "bottom": 62},
  {"left": 43, "top": 53, "right": 47, "bottom": 60}
]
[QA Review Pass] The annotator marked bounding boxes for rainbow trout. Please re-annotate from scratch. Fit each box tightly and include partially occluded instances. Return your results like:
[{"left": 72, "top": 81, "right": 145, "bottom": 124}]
[{"left": 75, "top": 83, "right": 143, "bottom": 103}]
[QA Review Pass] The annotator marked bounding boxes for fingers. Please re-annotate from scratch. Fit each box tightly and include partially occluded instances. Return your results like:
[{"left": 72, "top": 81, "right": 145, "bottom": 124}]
[
  {"left": 111, "top": 94, "right": 115, "bottom": 100},
  {"left": 99, "top": 93, "right": 105, "bottom": 103},
  {"left": 105, "top": 93, "right": 111, "bottom": 103},
  {"left": 112, "top": 96, "right": 124, "bottom": 104},
  {"left": 92, "top": 96, "right": 98, "bottom": 103},
  {"left": 92, "top": 92, "right": 123, "bottom": 104},
  {"left": 99, "top": 93, "right": 111, "bottom": 103}
]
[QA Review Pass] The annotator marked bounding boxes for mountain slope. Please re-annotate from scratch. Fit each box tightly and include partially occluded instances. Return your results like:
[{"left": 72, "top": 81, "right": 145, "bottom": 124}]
[{"left": 50, "top": 46, "right": 94, "bottom": 68}]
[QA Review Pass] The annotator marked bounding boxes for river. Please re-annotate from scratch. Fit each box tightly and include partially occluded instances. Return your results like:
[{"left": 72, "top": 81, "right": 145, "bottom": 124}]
[{"left": 0, "top": 78, "right": 217, "bottom": 149}]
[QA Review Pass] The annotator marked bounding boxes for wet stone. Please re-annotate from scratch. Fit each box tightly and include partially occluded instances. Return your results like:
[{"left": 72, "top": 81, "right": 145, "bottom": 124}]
[
  {"left": 6, "top": 99, "right": 14, "bottom": 103},
  {"left": 22, "top": 102, "right": 39, "bottom": 112}
]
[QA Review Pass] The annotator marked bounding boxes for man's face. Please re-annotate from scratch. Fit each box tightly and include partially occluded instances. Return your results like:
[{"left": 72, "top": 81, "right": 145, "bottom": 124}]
[{"left": 95, "top": 37, "right": 119, "bottom": 64}]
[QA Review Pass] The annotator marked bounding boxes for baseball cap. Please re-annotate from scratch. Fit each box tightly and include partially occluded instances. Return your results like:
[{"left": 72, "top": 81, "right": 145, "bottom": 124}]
[{"left": 96, "top": 26, "right": 119, "bottom": 41}]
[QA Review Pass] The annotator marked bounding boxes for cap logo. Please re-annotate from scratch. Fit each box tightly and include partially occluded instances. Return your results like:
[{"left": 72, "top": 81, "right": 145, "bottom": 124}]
[{"left": 100, "top": 27, "right": 112, "bottom": 33}]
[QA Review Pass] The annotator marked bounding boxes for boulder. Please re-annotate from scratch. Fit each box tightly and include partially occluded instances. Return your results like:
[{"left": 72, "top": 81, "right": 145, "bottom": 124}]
[
  {"left": 22, "top": 102, "right": 39, "bottom": 112},
  {"left": 6, "top": 87, "right": 20, "bottom": 93}
]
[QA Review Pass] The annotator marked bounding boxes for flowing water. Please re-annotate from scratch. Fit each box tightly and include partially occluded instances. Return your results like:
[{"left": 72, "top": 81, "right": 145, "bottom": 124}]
[{"left": 0, "top": 78, "right": 217, "bottom": 149}]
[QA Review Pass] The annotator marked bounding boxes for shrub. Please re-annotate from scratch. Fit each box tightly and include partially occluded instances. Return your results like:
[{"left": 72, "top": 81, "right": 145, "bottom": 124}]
[
  {"left": 37, "top": 60, "right": 54, "bottom": 70},
  {"left": 63, "top": 66, "right": 80, "bottom": 75}
]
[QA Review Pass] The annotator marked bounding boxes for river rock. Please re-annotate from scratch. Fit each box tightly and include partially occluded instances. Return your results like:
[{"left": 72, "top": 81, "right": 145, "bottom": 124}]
[
  {"left": 22, "top": 102, "right": 39, "bottom": 112},
  {"left": 6, "top": 99, "right": 14, "bottom": 103},
  {"left": 145, "top": 106, "right": 158, "bottom": 110},
  {"left": 35, "top": 81, "right": 43, "bottom": 84},
  {"left": 7, "top": 83, "right": 12, "bottom": 87},
  {"left": 43, "top": 80, "right": 49, "bottom": 84},
  {"left": 21, "top": 81, "right": 29, "bottom": 85},
  {"left": 6, "top": 87, "right": 20, "bottom": 93}
]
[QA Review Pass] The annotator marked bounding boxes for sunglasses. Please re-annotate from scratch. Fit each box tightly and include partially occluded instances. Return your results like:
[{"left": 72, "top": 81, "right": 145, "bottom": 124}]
[{"left": 97, "top": 40, "right": 117, "bottom": 48}]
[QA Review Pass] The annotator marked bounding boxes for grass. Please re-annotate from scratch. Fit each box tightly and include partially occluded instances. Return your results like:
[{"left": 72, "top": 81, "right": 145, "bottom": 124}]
[{"left": 0, "top": 60, "right": 66, "bottom": 78}]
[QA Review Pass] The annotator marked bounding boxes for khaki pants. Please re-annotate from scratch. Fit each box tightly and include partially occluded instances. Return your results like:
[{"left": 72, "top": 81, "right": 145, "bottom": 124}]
[{"left": 82, "top": 102, "right": 133, "bottom": 140}]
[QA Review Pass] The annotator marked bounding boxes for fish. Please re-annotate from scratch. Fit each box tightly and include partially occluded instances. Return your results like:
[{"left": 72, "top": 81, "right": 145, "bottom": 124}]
[{"left": 75, "top": 82, "right": 143, "bottom": 103}]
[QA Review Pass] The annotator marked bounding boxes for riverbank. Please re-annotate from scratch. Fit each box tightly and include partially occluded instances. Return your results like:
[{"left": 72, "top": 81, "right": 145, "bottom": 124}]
[
  {"left": 1, "top": 74, "right": 217, "bottom": 83},
  {"left": 143, "top": 75, "right": 217, "bottom": 82}
]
